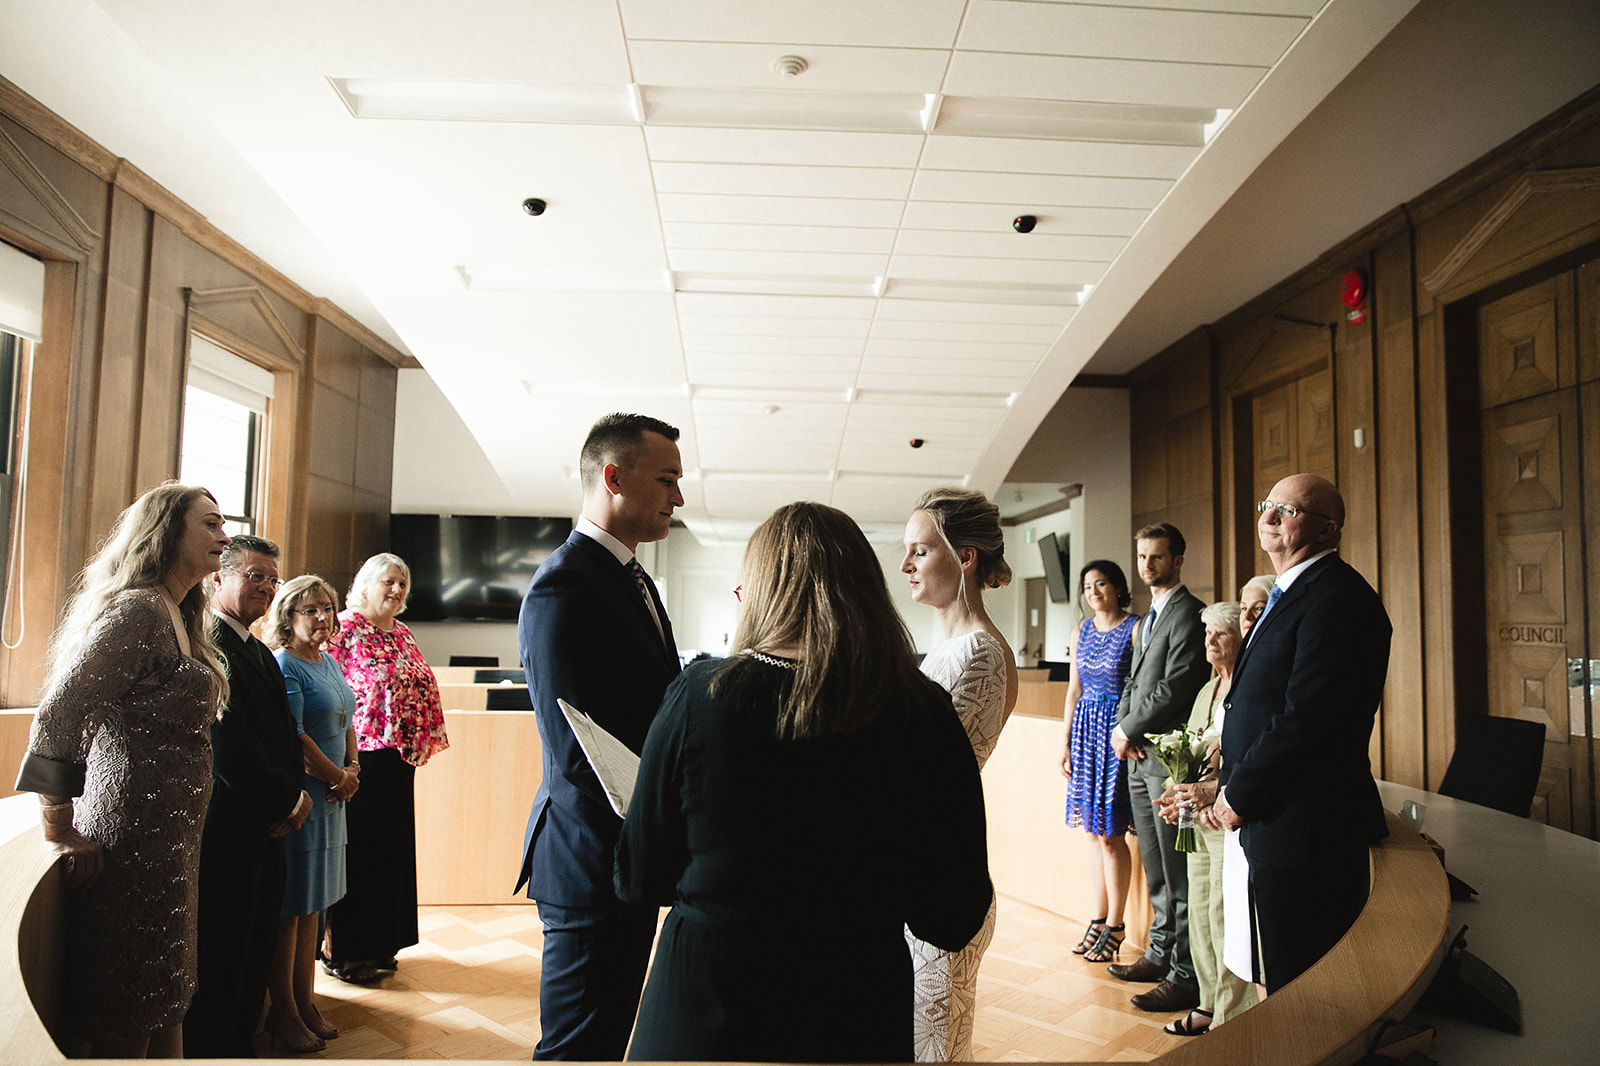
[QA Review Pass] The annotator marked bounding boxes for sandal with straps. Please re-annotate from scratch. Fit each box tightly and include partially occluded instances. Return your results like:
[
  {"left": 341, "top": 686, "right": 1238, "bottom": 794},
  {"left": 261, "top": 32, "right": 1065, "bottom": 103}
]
[
  {"left": 1082, "top": 922, "right": 1124, "bottom": 963},
  {"left": 1163, "top": 1008, "right": 1213, "bottom": 1037},
  {"left": 1071, "top": 918, "right": 1107, "bottom": 956}
]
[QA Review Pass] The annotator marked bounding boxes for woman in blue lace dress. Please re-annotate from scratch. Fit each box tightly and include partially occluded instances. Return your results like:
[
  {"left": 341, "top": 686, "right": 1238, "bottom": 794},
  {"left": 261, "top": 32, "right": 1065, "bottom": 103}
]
[{"left": 1060, "top": 559, "right": 1138, "bottom": 963}]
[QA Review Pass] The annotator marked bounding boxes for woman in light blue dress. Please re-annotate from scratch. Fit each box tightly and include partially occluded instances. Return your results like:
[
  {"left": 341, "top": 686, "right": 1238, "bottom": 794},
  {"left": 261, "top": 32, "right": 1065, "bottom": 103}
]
[{"left": 264, "top": 575, "right": 359, "bottom": 1053}]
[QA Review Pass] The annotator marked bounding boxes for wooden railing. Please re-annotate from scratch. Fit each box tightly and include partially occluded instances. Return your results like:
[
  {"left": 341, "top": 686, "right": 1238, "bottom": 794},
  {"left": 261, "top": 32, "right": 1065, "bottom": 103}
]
[{"left": 0, "top": 783, "right": 1449, "bottom": 1065}]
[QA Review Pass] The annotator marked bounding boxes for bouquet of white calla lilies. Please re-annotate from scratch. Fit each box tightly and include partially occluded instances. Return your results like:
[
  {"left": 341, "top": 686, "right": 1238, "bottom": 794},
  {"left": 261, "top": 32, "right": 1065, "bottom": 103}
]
[{"left": 1145, "top": 725, "right": 1213, "bottom": 852}]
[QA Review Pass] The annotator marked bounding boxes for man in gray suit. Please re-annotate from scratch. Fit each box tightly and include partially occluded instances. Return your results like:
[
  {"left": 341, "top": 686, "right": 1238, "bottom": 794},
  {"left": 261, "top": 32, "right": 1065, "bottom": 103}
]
[{"left": 1106, "top": 522, "right": 1209, "bottom": 1013}]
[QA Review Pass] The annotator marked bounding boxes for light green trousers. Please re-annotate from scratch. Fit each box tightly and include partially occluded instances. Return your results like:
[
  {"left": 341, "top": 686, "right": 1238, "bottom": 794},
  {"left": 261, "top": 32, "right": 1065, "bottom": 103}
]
[{"left": 1189, "top": 823, "right": 1254, "bottom": 1024}]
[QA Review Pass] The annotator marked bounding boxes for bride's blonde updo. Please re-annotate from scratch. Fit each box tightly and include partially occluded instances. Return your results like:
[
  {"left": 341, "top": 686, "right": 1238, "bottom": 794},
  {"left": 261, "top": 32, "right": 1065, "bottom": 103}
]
[{"left": 911, "top": 487, "right": 1012, "bottom": 591}]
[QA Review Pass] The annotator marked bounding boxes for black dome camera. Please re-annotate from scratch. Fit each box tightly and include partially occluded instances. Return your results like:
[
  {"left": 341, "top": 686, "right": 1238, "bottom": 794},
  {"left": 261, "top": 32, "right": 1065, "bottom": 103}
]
[
  {"left": 909, "top": 438, "right": 925, "bottom": 449},
  {"left": 1012, "top": 214, "right": 1037, "bottom": 234},
  {"left": 522, "top": 197, "right": 547, "bottom": 216}
]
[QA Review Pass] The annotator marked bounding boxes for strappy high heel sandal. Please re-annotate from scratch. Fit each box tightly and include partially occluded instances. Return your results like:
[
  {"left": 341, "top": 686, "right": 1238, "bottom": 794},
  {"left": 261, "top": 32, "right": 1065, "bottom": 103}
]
[
  {"left": 1071, "top": 918, "right": 1107, "bottom": 956},
  {"left": 1083, "top": 922, "right": 1125, "bottom": 963},
  {"left": 300, "top": 1001, "right": 339, "bottom": 1040}
]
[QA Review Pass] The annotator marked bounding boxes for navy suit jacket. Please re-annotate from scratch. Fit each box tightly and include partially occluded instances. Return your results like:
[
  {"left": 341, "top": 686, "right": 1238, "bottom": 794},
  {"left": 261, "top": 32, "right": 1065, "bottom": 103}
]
[
  {"left": 1220, "top": 554, "right": 1391, "bottom": 871},
  {"left": 206, "top": 618, "right": 303, "bottom": 835},
  {"left": 515, "top": 529, "right": 681, "bottom": 905}
]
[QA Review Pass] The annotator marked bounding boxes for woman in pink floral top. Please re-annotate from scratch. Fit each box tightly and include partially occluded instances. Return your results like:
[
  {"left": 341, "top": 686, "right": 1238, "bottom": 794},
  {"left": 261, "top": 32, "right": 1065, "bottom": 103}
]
[{"left": 323, "top": 553, "right": 447, "bottom": 983}]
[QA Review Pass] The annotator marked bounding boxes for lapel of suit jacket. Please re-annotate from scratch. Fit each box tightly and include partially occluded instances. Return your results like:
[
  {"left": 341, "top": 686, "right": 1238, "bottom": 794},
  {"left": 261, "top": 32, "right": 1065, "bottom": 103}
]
[
  {"left": 1133, "top": 584, "right": 1185, "bottom": 671},
  {"left": 575, "top": 532, "right": 674, "bottom": 665},
  {"left": 1233, "top": 556, "right": 1339, "bottom": 679},
  {"left": 214, "top": 617, "right": 279, "bottom": 687}
]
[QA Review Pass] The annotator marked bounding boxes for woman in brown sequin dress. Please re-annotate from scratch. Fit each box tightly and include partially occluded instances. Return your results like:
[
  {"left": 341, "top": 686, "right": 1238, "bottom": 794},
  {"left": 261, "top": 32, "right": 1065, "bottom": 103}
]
[{"left": 14, "top": 482, "right": 230, "bottom": 1057}]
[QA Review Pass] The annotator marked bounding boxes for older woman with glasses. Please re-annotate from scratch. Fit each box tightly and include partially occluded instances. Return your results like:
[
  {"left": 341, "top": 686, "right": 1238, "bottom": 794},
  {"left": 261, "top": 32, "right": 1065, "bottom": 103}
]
[{"left": 263, "top": 575, "right": 359, "bottom": 1053}]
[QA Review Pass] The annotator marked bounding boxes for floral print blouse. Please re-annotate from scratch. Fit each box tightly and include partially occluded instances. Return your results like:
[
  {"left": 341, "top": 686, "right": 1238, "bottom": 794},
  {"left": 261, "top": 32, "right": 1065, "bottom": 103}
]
[{"left": 327, "top": 609, "right": 449, "bottom": 767}]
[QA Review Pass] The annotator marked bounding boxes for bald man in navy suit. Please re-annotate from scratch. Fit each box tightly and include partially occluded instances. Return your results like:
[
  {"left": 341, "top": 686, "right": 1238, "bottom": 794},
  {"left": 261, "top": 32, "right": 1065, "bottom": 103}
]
[
  {"left": 1215, "top": 474, "right": 1391, "bottom": 993},
  {"left": 516, "top": 413, "right": 684, "bottom": 1059}
]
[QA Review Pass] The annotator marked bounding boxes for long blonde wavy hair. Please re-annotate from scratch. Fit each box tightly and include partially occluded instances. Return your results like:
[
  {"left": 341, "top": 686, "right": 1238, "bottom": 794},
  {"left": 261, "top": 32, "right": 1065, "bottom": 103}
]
[{"left": 42, "top": 482, "right": 228, "bottom": 710}]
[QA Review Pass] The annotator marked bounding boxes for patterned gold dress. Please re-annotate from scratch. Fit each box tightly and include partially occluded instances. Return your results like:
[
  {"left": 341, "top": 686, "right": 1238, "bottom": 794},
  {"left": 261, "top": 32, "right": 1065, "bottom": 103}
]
[
  {"left": 905, "top": 630, "right": 1013, "bottom": 1061},
  {"left": 16, "top": 588, "right": 218, "bottom": 1040}
]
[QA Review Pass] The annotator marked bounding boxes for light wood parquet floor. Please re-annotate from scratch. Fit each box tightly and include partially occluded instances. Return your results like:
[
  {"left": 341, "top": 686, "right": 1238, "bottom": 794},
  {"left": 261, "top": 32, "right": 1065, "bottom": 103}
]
[{"left": 283, "top": 896, "right": 1193, "bottom": 1062}]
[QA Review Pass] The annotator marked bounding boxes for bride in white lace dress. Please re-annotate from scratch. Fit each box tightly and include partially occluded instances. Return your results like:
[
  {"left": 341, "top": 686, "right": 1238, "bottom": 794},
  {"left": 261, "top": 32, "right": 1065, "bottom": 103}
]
[{"left": 900, "top": 487, "right": 1020, "bottom": 1061}]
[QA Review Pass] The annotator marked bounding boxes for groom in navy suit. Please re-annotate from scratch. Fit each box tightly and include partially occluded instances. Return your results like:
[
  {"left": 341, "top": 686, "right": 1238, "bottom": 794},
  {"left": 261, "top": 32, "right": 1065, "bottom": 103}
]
[
  {"left": 516, "top": 413, "right": 684, "bottom": 1059},
  {"left": 1215, "top": 473, "right": 1391, "bottom": 993}
]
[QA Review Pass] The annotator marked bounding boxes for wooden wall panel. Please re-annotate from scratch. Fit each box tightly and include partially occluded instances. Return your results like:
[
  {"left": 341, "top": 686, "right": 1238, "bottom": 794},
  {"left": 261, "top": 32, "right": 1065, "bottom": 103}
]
[
  {"left": 307, "top": 382, "right": 358, "bottom": 482},
  {"left": 1374, "top": 232, "right": 1426, "bottom": 787},
  {"left": 1115, "top": 85, "right": 1600, "bottom": 829},
  {"left": 0, "top": 82, "right": 403, "bottom": 708}
]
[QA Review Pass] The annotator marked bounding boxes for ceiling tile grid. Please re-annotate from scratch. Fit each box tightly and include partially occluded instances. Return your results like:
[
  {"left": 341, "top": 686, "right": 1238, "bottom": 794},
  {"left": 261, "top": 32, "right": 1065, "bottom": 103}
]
[{"left": 70, "top": 0, "right": 1385, "bottom": 529}]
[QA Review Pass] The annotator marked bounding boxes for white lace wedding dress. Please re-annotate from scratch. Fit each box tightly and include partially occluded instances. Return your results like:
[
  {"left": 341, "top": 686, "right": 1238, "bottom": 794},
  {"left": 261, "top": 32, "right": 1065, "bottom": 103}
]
[{"left": 905, "top": 629, "right": 1012, "bottom": 1061}]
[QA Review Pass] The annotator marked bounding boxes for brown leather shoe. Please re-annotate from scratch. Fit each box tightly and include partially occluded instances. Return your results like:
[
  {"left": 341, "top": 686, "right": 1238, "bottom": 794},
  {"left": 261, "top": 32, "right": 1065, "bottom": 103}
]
[
  {"left": 1106, "top": 956, "right": 1164, "bottom": 982},
  {"left": 1130, "top": 980, "right": 1201, "bottom": 1013}
]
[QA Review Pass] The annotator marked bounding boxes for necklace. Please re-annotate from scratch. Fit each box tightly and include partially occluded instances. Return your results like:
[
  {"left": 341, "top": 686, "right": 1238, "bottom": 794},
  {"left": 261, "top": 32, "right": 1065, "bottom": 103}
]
[{"left": 744, "top": 649, "right": 797, "bottom": 669}]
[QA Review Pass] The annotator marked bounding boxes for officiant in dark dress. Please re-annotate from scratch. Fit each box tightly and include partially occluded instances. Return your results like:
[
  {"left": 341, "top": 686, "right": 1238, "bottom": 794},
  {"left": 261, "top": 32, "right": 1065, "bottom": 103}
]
[{"left": 615, "top": 501, "right": 993, "bottom": 1063}]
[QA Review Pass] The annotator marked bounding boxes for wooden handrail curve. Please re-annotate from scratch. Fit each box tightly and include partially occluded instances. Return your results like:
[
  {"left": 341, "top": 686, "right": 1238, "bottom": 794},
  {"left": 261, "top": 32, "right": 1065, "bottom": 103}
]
[{"left": 0, "top": 802, "right": 1448, "bottom": 1065}]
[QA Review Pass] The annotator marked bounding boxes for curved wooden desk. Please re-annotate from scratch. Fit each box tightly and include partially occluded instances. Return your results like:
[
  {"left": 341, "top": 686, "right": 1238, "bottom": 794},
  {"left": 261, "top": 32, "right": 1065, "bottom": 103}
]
[{"left": 0, "top": 775, "right": 1452, "bottom": 1065}]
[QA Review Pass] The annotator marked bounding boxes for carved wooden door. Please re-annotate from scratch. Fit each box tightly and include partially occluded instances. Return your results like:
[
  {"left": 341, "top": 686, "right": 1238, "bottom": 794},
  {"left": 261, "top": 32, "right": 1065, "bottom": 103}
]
[{"left": 1478, "top": 268, "right": 1597, "bottom": 837}]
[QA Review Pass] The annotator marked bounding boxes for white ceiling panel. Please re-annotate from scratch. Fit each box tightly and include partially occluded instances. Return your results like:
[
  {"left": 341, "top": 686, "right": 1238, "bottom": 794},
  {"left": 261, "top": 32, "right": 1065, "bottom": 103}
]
[
  {"left": 921, "top": 137, "right": 1201, "bottom": 180},
  {"left": 628, "top": 41, "right": 951, "bottom": 93},
  {"left": 944, "top": 52, "right": 1264, "bottom": 109},
  {"left": 682, "top": 314, "right": 872, "bottom": 338},
  {"left": 675, "top": 293, "right": 877, "bottom": 319},
  {"left": 653, "top": 162, "right": 914, "bottom": 199},
  {"left": 959, "top": 2, "right": 1309, "bottom": 67},
  {"left": 686, "top": 365, "right": 859, "bottom": 390},
  {"left": 684, "top": 333, "right": 865, "bottom": 355},
  {"left": 658, "top": 193, "right": 906, "bottom": 227},
  {"left": 665, "top": 223, "right": 896, "bottom": 255},
  {"left": 667, "top": 249, "right": 890, "bottom": 277},
  {"left": 869, "top": 319, "right": 1061, "bottom": 343},
  {"left": 619, "top": 0, "right": 968, "bottom": 48},
  {"left": 830, "top": 476, "right": 964, "bottom": 524},
  {"left": 889, "top": 255, "right": 1105, "bottom": 287},
  {"left": 647, "top": 127, "right": 926, "bottom": 167},
  {"left": 705, "top": 477, "right": 840, "bottom": 517},
  {"left": 892, "top": 230, "right": 1126, "bottom": 261},
  {"left": 862, "top": 357, "right": 1038, "bottom": 381},
  {"left": 1059, "top": 0, "right": 1325, "bottom": 13},
  {"left": 38, "top": 0, "right": 1446, "bottom": 535},
  {"left": 899, "top": 201, "right": 1149, "bottom": 235},
  {"left": 911, "top": 171, "right": 1172, "bottom": 209},
  {"left": 873, "top": 300, "right": 1072, "bottom": 326},
  {"left": 854, "top": 370, "right": 1029, "bottom": 395}
]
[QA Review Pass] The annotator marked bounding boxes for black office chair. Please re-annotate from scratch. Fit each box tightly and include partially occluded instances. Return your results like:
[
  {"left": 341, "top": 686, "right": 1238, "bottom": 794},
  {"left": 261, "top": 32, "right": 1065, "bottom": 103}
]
[
  {"left": 1437, "top": 715, "right": 1546, "bottom": 817},
  {"left": 449, "top": 654, "right": 499, "bottom": 667},
  {"left": 484, "top": 686, "right": 533, "bottom": 711}
]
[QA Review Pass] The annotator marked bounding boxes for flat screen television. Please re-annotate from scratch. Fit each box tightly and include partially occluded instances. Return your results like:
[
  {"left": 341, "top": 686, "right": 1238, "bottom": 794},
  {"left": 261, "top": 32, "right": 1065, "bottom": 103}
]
[
  {"left": 389, "top": 514, "right": 573, "bottom": 621},
  {"left": 1039, "top": 531, "right": 1070, "bottom": 604}
]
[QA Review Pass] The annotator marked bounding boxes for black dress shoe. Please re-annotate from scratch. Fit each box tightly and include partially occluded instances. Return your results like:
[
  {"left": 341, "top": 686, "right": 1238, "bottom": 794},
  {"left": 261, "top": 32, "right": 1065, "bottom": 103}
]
[
  {"left": 1106, "top": 956, "right": 1165, "bottom": 982},
  {"left": 1130, "top": 980, "right": 1201, "bottom": 1013}
]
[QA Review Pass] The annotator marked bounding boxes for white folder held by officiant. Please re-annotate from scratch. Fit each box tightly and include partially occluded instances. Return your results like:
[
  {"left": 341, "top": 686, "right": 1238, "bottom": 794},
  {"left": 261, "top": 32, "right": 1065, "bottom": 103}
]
[{"left": 558, "top": 698, "right": 640, "bottom": 818}]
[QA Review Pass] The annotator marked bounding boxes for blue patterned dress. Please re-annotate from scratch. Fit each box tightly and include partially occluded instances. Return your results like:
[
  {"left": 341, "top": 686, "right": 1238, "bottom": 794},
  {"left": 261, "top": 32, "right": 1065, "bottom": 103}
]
[{"left": 1066, "top": 614, "right": 1138, "bottom": 836}]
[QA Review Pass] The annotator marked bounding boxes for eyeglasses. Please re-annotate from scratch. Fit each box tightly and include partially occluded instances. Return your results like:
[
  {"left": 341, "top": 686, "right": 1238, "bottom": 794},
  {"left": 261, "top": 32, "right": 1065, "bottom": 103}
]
[
  {"left": 293, "top": 606, "right": 335, "bottom": 618},
  {"left": 225, "top": 567, "right": 281, "bottom": 588},
  {"left": 1257, "top": 499, "right": 1336, "bottom": 523}
]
